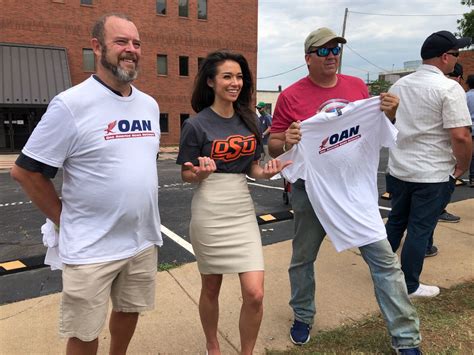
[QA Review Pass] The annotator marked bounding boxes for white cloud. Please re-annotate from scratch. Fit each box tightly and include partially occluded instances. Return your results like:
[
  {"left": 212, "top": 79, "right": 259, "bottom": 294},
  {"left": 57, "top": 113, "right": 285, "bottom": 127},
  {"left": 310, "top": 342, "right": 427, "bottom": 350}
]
[{"left": 257, "top": 0, "right": 468, "bottom": 90}]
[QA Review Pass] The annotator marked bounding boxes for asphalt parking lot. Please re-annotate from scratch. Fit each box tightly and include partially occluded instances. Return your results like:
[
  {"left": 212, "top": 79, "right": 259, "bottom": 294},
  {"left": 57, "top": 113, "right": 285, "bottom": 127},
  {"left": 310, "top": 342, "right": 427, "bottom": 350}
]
[{"left": 1, "top": 149, "right": 473, "bottom": 305}]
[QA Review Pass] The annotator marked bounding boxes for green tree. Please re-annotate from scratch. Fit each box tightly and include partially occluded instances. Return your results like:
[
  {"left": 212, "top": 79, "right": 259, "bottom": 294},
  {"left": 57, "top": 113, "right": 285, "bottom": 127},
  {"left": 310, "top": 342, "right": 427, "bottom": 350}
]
[
  {"left": 457, "top": 1, "right": 474, "bottom": 38},
  {"left": 369, "top": 79, "right": 392, "bottom": 96}
]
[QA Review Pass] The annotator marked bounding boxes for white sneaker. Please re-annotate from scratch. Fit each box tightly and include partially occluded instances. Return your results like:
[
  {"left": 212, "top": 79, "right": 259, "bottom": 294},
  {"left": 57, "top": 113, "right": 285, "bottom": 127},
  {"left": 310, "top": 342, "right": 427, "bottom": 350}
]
[{"left": 408, "top": 284, "right": 440, "bottom": 298}]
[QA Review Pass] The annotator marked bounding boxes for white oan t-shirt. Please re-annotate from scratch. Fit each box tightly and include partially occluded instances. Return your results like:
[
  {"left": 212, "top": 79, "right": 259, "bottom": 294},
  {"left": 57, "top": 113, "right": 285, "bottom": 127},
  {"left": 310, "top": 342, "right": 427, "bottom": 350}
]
[
  {"left": 280, "top": 97, "right": 397, "bottom": 252},
  {"left": 23, "top": 77, "right": 163, "bottom": 264}
]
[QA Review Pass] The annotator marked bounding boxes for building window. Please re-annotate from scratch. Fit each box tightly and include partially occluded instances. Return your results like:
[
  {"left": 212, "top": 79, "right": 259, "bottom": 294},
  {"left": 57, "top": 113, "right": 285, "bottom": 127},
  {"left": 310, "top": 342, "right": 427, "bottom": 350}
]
[
  {"left": 160, "top": 113, "right": 169, "bottom": 133},
  {"left": 82, "top": 49, "right": 95, "bottom": 72},
  {"left": 198, "top": 57, "right": 205, "bottom": 70},
  {"left": 156, "top": 0, "right": 166, "bottom": 15},
  {"left": 198, "top": 0, "right": 207, "bottom": 20},
  {"left": 80, "top": 0, "right": 93, "bottom": 5},
  {"left": 179, "top": 56, "right": 189, "bottom": 76},
  {"left": 157, "top": 54, "right": 168, "bottom": 75},
  {"left": 179, "top": 0, "right": 189, "bottom": 17},
  {"left": 180, "top": 114, "right": 190, "bottom": 127}
]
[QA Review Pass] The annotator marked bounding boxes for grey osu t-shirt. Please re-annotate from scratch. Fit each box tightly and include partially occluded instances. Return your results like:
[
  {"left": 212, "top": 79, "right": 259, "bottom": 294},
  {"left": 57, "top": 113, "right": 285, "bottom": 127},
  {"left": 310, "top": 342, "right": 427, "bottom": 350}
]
[{"left": 177, "top": 107, "right": 262, "bottom": 174}]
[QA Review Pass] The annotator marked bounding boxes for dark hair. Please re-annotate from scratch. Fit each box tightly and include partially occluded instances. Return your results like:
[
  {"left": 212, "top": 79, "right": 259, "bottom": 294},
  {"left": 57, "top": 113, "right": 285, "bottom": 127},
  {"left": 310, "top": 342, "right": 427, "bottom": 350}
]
[
  {"left": 466, "top": 74, "right": 474, "bottom": 90},
  {"left": 92, "top": 13, "right": 132, "bottom": 46},
  {"left": 191, "top": 50, "right": 261, "bottom": 144}
]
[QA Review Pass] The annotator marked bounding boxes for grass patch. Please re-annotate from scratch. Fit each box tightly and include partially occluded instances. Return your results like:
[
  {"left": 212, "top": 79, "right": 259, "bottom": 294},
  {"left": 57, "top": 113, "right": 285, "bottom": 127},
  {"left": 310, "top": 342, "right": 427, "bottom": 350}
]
[
  {"left": 157, "top": 262, "right": 181, "bottom": 272},
  {"left": 267, "top": 282, "right": 474, "bottom": 354}
]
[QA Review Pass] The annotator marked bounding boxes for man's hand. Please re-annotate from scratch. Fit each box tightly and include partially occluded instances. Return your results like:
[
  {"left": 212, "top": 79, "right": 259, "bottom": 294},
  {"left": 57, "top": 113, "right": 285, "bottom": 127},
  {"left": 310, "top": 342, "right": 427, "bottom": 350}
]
[
  {"left": 380, "top": 92, "right": 399, "bottom": 121},
  {"left": 285, "top": 121, "right": 302, "bottom": 148}
]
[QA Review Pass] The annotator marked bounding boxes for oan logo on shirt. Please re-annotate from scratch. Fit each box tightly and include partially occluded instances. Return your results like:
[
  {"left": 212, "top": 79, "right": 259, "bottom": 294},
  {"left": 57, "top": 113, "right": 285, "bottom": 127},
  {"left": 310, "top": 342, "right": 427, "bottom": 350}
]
[
  {"left": 211, "top": 135, "right": 256, "bottom": 162},
  {"left": 104, "top": 120, "right": 156, "bottom": 140},
  {"left": 319, "top": 125, "right": 361, "bottom": 154}
]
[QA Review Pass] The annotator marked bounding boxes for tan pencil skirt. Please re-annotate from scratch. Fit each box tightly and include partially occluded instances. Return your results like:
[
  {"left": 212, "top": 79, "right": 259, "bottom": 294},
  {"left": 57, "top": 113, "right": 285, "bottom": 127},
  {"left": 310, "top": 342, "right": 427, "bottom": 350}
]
[{"left": 190, "top": 173, "right": 264, "bottom": 274}]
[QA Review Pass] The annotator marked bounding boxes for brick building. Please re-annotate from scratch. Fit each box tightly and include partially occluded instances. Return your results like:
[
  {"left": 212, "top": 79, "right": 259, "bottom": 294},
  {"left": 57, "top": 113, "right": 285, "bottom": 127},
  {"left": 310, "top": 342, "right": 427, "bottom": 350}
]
[
  {"left": 0, "top": 0, "right": 258, "bottom": 150},
  {"left": 459, "top": 50, "right": 474, "bottom": 90}
]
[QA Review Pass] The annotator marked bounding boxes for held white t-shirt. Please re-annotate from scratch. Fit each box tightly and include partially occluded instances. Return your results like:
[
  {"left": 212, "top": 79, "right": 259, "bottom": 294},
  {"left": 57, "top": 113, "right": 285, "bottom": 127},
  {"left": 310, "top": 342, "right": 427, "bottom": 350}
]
[
  {"left": 280, "top": 97, "right": 397, "bottom": 252},
  {"left": 23, "top": 77, "right": 163, "bottom": 264}
]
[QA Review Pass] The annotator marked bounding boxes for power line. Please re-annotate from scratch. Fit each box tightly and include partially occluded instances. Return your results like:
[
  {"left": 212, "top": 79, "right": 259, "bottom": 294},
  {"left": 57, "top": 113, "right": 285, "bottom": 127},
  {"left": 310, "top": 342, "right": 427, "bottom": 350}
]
[
  {"left": 344, "top": 45, "right": 390, "bottom": 72},
  {"left": 257, "top": 63, "right": 306, "bottom": 79},
  {"left": 343, "top": 64, "right": 378, "bottom": 74},
  {"left": 348, "top": 10, "right": 463, "bottom": 17}
]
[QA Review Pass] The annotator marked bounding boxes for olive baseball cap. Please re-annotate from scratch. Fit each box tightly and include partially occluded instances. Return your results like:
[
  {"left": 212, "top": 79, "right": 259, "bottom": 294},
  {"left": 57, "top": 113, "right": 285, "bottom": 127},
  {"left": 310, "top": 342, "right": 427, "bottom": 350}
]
[{"left": 304, "top": 27, "right": 346, "bottom": 53}]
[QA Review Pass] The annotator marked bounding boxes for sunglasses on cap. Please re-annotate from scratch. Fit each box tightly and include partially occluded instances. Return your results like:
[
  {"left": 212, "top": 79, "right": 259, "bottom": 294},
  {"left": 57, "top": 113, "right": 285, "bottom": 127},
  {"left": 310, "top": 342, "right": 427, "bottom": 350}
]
[{"left": 307, "top": 46, "right": 341, "bottom": 57}]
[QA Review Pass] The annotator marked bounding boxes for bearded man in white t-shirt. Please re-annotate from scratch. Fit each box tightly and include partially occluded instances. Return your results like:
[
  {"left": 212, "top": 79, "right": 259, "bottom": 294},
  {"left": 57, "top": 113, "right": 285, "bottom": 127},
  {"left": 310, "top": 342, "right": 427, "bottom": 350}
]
[
  {"left": 386, "top": 31, "right": 472, "bottom": 299},
  {"left": 11, "top": 13, "right": 162, "bottom": 354}
]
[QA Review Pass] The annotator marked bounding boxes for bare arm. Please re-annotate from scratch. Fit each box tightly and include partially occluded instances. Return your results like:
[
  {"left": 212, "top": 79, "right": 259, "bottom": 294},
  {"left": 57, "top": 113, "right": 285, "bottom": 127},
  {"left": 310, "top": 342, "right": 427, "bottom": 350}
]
[
  {"left": 248, "top": 159, "right": 292, "bottom": 180},
  {"left": 450, "top": 126, "right": 472, "bottom": 178},
  {"left": 10, "top": 164, "right": 62, "bottom": 225},
  {"left": 268, "top": 121, "right": 302, "bottom": 158},
  {"left": 268, "top": 132, "right": 286, "bottom": 158}
]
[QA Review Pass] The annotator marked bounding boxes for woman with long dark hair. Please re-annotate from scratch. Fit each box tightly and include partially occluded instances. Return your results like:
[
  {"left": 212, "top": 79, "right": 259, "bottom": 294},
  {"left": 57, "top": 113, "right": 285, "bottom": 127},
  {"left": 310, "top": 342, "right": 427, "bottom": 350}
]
[{"left": 177, "top": 50, "right": 290, "bottom": 354}]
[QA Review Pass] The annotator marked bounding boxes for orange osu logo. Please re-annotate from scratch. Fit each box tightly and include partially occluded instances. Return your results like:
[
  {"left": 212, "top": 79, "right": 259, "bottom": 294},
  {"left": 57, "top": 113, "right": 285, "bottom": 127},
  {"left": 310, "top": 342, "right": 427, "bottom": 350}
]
[{"left": 211, "top": 135, "right": 256, "bottom": 162}]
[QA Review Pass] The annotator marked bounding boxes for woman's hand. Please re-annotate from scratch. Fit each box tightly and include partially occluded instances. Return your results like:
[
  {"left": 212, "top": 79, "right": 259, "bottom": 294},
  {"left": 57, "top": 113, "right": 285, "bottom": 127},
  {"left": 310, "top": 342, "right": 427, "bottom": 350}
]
[
  {"left": 182, "top": 156, "right": 216, "bottom": 183},
  {"left": 252, "top": 159, "right": 292, "bottom": 180}
]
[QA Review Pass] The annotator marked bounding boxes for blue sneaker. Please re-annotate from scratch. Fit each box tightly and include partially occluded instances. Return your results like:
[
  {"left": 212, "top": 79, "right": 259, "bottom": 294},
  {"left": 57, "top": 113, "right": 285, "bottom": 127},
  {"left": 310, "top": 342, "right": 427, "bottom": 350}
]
[
  {"left": 289, "top": 319, "right": 311, "bottom": 345},
  {"left": 397, "top": 348, "right": 422, "bottom": 355}
]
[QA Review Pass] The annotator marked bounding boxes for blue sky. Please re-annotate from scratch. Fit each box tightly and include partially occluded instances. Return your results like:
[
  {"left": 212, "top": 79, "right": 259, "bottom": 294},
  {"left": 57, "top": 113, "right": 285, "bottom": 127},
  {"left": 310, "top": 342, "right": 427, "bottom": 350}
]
[{"left": 257, "top": 0, "right": 469, "bottom": 90}]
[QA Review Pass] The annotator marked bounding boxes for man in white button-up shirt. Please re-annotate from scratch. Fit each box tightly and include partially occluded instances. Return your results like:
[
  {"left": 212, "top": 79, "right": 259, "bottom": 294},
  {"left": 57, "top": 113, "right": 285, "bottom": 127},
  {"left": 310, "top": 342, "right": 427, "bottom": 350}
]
[{"left": 386, "top": 30, "right": 472, "bottom": 299}]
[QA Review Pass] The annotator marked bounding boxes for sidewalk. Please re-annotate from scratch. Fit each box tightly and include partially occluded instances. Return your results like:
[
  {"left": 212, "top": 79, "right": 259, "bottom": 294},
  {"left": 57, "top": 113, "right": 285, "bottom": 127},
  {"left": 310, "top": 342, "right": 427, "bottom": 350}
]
[{"left": 0, "top": 199, "right": 472, "bottom": 354}]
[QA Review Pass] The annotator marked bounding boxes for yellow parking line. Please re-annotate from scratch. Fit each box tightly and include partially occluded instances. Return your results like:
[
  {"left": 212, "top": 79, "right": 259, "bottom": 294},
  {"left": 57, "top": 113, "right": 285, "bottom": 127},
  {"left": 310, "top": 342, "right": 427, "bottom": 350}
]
[
  {"left": 260, "top": 214, "right": 276, "bottom": 222},
  {"left": 0, "top": 260, "right": 27, "bottom": 271}
]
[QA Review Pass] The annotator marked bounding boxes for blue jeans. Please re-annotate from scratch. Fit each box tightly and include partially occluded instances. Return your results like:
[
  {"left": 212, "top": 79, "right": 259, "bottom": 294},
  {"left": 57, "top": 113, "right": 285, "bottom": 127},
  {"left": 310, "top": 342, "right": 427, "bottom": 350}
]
[
  {"left": 288, "top": 179, "right": 325, "bottom": 326},
  {"left": 385, "top": 174, "right": 455, "bottom": 293},
  {"left": 470, "top": 137, "right": 474, "bottom": 180},
  {"left": 289, "top": 180, "right": 420, "bottom": 348}
]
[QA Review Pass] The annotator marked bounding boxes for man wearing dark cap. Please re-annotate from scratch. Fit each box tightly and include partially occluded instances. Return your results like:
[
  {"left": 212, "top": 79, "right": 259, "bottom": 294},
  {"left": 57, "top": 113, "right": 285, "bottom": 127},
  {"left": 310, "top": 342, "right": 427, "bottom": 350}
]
[
  {"left": 256, "top": 101, "right": 272, "bottom": 163},
  {"left": 269, "top": 27, "right": 421, "bottom": 353},
  {"left": 386, "top": 31, "right": 472, "bottom": 299}
]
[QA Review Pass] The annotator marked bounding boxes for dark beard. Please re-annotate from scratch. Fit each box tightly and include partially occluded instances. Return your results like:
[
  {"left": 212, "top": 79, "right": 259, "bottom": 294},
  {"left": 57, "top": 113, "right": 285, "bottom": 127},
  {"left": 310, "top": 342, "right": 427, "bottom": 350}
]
[{"left": 100, "top": 46, "right": 138, "bottom": 83}]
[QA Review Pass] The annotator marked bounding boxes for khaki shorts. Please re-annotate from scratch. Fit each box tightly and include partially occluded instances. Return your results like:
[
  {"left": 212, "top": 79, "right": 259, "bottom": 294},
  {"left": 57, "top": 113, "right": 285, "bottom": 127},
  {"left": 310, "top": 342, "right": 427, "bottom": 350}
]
[{"left": 60, "top": 245, "right": 158, "bottom": 341}]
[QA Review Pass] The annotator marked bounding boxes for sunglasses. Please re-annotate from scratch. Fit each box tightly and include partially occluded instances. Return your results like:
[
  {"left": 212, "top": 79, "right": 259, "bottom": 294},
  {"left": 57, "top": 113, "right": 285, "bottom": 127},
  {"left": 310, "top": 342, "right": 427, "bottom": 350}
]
[
  {"left": 308, "top": 46, "right": 341, "bottom": 57},
  {"left": 446, "top": 52, "right": 460, "bottom": 57}
]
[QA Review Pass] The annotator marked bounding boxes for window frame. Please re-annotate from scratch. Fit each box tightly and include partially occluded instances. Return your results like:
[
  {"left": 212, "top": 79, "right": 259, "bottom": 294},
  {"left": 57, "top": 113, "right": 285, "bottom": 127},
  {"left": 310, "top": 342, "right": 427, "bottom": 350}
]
[
  {"left": 82, "top": 48, "right": 95, "bottom": 72},
  {"left": 156, "top": 0, "right": 166, "bottom": 15},
  {"left": 180, "top": 113, "right": 190, "bottom": 128},
  {"left": 179, "top": 56, "right": 189, "bottom": 77},
  {"left": 160, "top": 113, "right": 169, "bottom": 133},
  {"left": 178, "top": 0, "right": 189, "bottom": 17},
  {"left": 197, "top": 0, "right": 207, "bottom": 20},
  {"left": 197, "top": 57, "right": 205, "bottom": 71},
  {"left": 157, "top": 54, "right": 168, "bottom": 76}
]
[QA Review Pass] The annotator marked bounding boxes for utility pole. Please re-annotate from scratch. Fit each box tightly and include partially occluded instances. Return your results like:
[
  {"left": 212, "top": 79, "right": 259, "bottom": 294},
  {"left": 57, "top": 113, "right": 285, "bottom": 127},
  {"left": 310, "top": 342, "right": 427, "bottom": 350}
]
[{"left": 338, "top": 7, "right": 348, "bottom": 74}]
